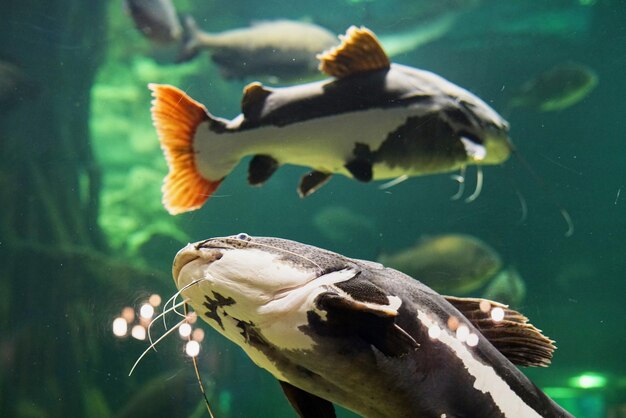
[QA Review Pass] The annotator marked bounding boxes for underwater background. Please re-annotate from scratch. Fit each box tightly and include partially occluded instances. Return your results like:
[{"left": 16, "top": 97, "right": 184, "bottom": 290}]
[{"left": 1, "top": 0, "right": 624, "bottom": 417}]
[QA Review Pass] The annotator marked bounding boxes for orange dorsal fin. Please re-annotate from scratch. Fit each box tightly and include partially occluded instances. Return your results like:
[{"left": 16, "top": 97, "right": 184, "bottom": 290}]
[
  {"left": 317, "top": 26, "right": 390, "bottom": 79},
  {"left": 149, "top": 83, "right": 223, "bottom": 215}
]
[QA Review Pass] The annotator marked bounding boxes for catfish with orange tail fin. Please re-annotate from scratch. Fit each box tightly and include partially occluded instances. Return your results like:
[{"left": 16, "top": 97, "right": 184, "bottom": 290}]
[{"left": 150, "top": 26, "right": 512, "bottom": 215}]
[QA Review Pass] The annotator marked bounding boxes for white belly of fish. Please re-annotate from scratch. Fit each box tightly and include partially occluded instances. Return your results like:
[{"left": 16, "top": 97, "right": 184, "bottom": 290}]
[{"left": 194, "top": 105, "right": 432, "bottom": 181}]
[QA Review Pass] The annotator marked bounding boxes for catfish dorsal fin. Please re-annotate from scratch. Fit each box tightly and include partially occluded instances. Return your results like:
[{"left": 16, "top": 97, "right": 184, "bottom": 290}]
[
  {"left": 241, "top": 82, "right": 272, "bottom": 120},
  {"left": 317, "top": 26, "right": 390, "bottom": 79},
  {"left": 444, "top": 296, "right": 556, "bottom": 367}
]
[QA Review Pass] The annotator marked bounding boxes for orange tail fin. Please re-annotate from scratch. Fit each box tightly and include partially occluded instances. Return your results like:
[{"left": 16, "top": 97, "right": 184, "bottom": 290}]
[{"left": 149, "top": 84, "right": 223, "bottom": 215}]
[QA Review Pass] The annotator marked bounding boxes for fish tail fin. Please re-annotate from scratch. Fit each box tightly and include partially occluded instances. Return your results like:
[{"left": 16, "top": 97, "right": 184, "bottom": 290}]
[
  {"left": 149, "top": 83, "right": 224, "bottom": 215},
  {"left": 177, "top": 15, "right": 209, "bottom": 62}
]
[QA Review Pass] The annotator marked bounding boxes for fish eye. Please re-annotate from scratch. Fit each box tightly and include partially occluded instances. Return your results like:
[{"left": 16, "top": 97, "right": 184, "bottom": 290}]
[{"left": 236, "top": 233, "right": 250, "bottom": 241}]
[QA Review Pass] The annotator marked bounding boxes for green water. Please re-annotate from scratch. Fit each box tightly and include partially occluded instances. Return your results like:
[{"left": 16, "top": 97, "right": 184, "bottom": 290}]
[{"left": 1, "top": 0, "right": 625, "bottom": 417}]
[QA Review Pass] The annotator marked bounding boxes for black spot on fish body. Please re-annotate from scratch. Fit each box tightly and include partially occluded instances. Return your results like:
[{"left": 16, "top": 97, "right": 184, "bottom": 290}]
[
  {"left": 203, "top": 291, "right": 236, "bottom": 329},
  {"left": 345, "top": 143, "right": 374, "bottom": 182},
  {"left": 236, "top": 319, "right": 264, "bottom": 345},
  {"left": 248, "top": 154, "right": 279, "bottom": 185},
  {"left": 345, "top": 159, "right": 373, "bottom": 182},
  {"left": 375, "top": 114, "right": 468, "bottom": 172}
]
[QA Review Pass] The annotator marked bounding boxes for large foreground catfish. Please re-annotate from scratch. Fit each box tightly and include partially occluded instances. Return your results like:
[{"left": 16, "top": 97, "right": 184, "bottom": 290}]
[{"left": 172, "top": 234, "right": 573, "bottom": 418}]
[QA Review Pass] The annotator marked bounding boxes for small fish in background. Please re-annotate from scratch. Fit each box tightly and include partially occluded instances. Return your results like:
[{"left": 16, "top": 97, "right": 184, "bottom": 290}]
[
  {"left": 313, "top": 205, "right": 377, "bottom": 247},
  {"left": 177, "top": 17, "right": 338, "bottom": 82},
  {"left": 0, "top": 61, "right": 39, "bottom": 112},
  {"left": 377, "top": 233, "right": 502, "bottom": 294},
  {"left": 482, "top": 265, "right": 527, "bottom": 308},
  {"left": 377, "top": 12, "right": 459, "bottom": 57},
  {"left": 149, "top": 26, "right": 511, "bottom": 215},
  {"left": 124, "top": 0, "right": 182, "bottom": 44},
  {"left": 168, "top": 233, "right": 572, "bottom": 417},
  {"left": 507, "top": 62, "right": 598, "bottom": 112}
]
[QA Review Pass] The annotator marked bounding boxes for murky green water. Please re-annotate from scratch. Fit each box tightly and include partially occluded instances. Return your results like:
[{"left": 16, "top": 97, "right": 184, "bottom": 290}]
[{"left": 1, "top": 1, "right": 624, "bottom": 417}]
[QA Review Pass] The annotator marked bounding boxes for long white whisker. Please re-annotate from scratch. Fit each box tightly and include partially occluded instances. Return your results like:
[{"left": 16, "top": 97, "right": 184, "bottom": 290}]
[
  {"left": 162, "top": 291, "right": 185, "bottom": 329},
  {"left": 561, "top": 208, "right": 574, "bottom": 238},
  {"left": 129, "top": 317, "right": 188, "bottom": 376},
  {"left": 162, "top": 279, "right": 207, "bottom": 329},
  {"left": 465, "top": 166, "right": 483, "bottom": 203},
  {"left": 450, "top": 166, "right": 466, "bottom": 200},
  {"left": 148, "top": 299, "right": 188, "bottom": 351},
  {"left": 379, "top": 175, "right": 409, "bottom": 190}
]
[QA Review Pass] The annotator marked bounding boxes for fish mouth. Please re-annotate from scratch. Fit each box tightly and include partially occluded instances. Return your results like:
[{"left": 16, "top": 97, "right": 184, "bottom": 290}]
[{"left": 172, "top": 242, "right": 225, "bottom": 286}]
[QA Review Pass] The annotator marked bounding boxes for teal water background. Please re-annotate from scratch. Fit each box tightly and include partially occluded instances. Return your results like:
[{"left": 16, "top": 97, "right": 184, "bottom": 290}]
[{"left": 1, "top": 1, "right": 624, "bottom": 417}]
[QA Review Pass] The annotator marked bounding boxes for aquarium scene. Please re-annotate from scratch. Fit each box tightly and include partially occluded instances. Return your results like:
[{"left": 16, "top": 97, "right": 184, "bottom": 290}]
[{"left": 1, "top": 0, "right": 625, "bottom": 417}]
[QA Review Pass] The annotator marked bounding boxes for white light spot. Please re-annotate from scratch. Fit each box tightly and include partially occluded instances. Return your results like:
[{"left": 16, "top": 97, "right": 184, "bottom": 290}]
[
  {"left": 148, "top": 294, "right": 162, "bottom": 307},
  {"left": 185, "top": 340, "right": 200, "bottom": 357},
  {"left": 121, "top": 306, "right": 135, "bottom": 323},
  {"left": 428, "top": 325, "right": 441, "bottom": 339},
  {"left": 112, "top": 317, "right": 127, "bottom": 337},
  {"left": 467, "top": 333, "right": 479, "bottom": 347},
  {"left": 192, "top": 328, "right": 205, "bottom": 342},
  {"left": 479, "top": 300, "right": 491, "bottom": 313},
  {"left": 456, "top": 324, "right": 470, "bottom": 342},
  {"left": 131, "top": 325, "right": 146, "bottom": 340},
  {"left": 186, "top": 311, "right": 198, "bottom": 324},
  {"left": 491, "top": 307, "right": 505, "bottom": 322},
  {"left": 179, "top": 323, "right": 192, "bottom": 338},
  {"left": 139, "top": 303, "right": 154, "bottom": 320}
]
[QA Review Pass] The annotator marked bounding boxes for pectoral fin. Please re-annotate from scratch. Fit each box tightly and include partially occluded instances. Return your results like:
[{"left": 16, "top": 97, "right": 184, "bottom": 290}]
[
  {"left": 316, "top": 272, "right": 418, "bottom": 357},
  {"left": 248, "top": 154, "right": 279, "bottom": 185},
  {"left": 298, "top": 171, "right": 332, "bottom": 197},
  {"left": 444, "top": 296, "right": 556, "bottom": 367},
  {"left": 279, "top": 381, "right": 336, "bottom": 418}
]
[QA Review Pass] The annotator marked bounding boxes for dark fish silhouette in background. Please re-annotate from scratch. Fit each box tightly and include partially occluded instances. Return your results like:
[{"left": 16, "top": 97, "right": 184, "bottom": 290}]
[
  {"left": 149, "top": 26, "right": 511, "bottom": 214},
  {"left": 0, "top": 61, "right": 38, "bottom": 112},
  {"left": 508, "top": 62, "right": 598, "bottom": 112},
  {"left": 482, "top": 266, "right": 527, "bottom": 308},
  {"left": 378, "top": 233, "right": 503, "bottom": 295},
  {"left": 124, "top": 0, "right": 182, "bottom": 44},
  {"left": 171, "top": 233, "right": 573, "bottom": 418},
  {"left": 177, "top": 17, "right": 338, "bottom": 81}
]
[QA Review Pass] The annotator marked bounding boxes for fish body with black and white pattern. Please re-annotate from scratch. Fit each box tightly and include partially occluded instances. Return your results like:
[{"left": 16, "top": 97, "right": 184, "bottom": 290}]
[{"left": 172, "top": 234, "right": 573, "bottom": 418}]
